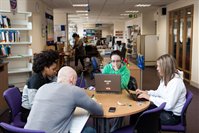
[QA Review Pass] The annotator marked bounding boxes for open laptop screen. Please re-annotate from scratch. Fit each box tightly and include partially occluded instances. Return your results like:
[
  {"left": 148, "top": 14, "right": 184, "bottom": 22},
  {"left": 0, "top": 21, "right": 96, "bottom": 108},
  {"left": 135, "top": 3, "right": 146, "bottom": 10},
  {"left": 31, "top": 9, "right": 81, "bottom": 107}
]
[{"left": 94, "top": 74, "right": 121, "bottom": 93}]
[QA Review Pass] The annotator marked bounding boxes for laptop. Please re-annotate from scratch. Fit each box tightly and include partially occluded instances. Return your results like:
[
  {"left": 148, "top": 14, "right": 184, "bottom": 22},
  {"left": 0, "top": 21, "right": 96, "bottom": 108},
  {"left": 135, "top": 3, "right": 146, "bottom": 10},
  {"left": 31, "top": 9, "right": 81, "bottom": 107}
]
[
  {"left": 94, "top": 74, "right": 121, "bottom": 93},
  {"left": 125, "top": 89, "right": 147, "bottom": 101}
]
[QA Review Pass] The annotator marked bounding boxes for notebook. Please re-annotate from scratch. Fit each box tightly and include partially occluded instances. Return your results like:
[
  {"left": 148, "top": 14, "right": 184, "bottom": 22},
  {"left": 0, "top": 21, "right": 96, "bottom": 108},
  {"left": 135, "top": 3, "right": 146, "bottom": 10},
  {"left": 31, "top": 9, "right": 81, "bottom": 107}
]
[
  {"left": 125, "top": 89, "right": 147, "bottom": 101},
  {"left": 69, "top": 107, "right": 90, "bottom": 133},
  {"left": 94, "top": 74, "right": 121, "bottom": 93}
]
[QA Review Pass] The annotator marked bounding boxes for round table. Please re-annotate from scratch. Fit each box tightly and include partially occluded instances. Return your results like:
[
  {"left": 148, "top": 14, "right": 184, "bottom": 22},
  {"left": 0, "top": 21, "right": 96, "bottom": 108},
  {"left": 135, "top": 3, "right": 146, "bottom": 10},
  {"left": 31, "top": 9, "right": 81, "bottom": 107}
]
[{"left": 85, "top": 90, "right": 150, "bottom": 132}]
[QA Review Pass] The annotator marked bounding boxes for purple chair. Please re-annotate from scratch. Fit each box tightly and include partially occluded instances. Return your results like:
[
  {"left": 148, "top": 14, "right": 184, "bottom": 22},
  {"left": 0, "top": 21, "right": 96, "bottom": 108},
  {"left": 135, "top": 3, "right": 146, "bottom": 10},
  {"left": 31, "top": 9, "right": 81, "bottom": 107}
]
[
  {"left": 161, "top": 90, "right": 193, "bottom": 133},
  {"left": 76, "top": 72, "right": 87, "bottom": 88},
  {"left": 113, "top": 102, "right": 166, "bottom": 133},
  {"left": 3, "top": 87, "right": 25, "bottom": 128},
  {"left": 0, "top": 122, "right": 45, "bottom": 133}
]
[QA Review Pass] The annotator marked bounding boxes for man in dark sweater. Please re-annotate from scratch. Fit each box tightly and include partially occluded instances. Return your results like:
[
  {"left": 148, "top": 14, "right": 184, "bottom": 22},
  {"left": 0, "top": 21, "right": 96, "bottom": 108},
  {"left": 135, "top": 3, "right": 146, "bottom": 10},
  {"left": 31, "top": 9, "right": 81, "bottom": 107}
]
[{"left": 25, "top": 66, "right": 103, "bottom": 133}]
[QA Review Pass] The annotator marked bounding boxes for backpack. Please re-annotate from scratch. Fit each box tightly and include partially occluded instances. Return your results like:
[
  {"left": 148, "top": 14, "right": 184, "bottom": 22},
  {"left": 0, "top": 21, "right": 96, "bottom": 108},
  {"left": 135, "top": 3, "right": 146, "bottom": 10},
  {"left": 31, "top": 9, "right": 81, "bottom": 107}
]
[{"left": 128, "top": 76, "right": 138, "bottom": 91}]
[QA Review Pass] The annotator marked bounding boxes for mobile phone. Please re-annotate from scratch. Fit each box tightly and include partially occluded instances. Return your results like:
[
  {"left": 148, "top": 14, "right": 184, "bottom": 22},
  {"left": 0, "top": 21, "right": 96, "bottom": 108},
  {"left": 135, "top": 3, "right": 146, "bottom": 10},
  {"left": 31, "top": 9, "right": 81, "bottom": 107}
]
[{"left": 108, "top": 107, "right": 116, "bottom": 113}]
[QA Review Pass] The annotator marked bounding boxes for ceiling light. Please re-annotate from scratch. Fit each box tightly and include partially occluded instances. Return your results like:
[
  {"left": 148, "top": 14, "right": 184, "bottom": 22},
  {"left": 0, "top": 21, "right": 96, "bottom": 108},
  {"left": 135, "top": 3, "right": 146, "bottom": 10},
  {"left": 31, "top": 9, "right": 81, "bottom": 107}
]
[
  {"left": 77, "top": 14, "right": 88, "bottom": 16},
  {"left": 120, "top": 14, "right": 129, "bottom": 16},
  {"left": 125, "top": 11, "right": 139, "bottom": 13},
  {"left": 135, "top": 4, "right": 151, "bottom": 7},
  {"left": 76, "top": 10, "right": 88, "bottom": 13},
  {"left": 72, "top": 4, "right": 88, "bottom": 7}
]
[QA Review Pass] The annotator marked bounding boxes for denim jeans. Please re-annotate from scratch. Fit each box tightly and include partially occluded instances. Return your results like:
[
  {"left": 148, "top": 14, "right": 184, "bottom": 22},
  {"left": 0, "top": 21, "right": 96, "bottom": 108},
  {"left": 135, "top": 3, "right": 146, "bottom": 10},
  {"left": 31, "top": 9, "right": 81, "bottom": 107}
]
[{"left": 160, "top": 110, "right": 181, "bottom": 125}]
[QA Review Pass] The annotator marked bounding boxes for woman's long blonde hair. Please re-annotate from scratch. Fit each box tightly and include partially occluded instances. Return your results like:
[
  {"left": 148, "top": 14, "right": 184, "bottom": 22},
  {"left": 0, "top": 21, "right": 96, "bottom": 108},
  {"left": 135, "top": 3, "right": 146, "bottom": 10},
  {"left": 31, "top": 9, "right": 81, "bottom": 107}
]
[{"left": 157, "top": 54, "right": 178, "bottom": 86}]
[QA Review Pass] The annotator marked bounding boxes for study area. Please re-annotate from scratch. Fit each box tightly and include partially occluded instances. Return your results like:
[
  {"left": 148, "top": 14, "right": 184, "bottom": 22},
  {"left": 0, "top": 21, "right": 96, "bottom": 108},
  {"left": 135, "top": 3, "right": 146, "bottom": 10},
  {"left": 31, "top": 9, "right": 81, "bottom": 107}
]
[{"left": 0, "top": 0, "right": 199, "bottom": 133}]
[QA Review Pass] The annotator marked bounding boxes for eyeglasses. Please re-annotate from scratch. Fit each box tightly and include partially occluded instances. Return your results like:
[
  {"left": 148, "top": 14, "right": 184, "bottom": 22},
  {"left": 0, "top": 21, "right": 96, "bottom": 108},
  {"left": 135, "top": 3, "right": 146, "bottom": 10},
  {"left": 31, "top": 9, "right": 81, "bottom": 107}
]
[{"left": 111, "top": 60, "right": 121, "bottom": 63}]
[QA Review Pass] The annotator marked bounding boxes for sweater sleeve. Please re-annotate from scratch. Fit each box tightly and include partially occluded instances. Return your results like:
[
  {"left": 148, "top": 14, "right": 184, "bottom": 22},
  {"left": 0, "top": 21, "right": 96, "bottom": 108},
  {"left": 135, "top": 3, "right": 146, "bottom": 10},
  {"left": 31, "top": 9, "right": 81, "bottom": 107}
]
[
  {"left": 75, "top": 89, "right": 104, "bottom": 116},
  {"left": 149, "top": 78, "right": 185, "bottom": 111},
  {"left": 21, "top": 85, "right": 37, "bottom": 109},
  {"left": 102, "top": 64, "right": 109, "bottom": 74},
  {"left": 121, "top": 68, "right": 130, "bottom": 89}
]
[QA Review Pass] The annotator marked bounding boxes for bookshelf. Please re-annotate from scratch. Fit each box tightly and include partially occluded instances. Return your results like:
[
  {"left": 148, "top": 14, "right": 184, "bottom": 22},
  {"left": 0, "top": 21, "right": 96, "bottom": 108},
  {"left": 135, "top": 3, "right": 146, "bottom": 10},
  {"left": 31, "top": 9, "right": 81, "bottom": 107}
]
[{"left": 0, "top": 10, "right": 32, "bottom": 89}]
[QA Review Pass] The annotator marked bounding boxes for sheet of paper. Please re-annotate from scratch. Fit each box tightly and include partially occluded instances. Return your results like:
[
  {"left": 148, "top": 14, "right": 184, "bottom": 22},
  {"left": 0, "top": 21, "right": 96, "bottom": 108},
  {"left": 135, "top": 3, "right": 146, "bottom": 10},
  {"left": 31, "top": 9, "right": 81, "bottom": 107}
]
[{"left": 69, "top": 107, "right": 90, "bottom": 133}]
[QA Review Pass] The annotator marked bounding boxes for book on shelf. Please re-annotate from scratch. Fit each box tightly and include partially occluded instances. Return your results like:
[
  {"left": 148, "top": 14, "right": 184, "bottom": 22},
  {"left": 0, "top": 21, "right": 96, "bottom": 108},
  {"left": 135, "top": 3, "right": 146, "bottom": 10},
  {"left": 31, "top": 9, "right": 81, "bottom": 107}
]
[
  {"left": 0, "top": 30, "right": 5, "bottom": 42},
  {"left": 0, "top": 15, "right": 11, "bottom": 28},
  {"left": 0, "top": 30, "right": 20, "bottom": 43},
  {"left": 0, "top": 45, "right": 11, "bottom": 56},
  {"left": 5, "top": 31, "right": 9, "bottom": 42},
  {"left": 0, "top": 14, "right": 3, "bottom": 28},
  {"left": 2, "top": 16, "right": 8, "bottom": 28}
]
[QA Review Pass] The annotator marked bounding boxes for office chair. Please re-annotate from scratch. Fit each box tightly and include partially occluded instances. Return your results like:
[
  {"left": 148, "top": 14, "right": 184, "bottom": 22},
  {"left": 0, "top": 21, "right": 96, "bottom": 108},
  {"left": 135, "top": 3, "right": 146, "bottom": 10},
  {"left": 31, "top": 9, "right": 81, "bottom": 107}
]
[
  {"left": 90, "top": 57, "right": 101, "bottom": 79},
  {"left": 0, "top": 122, "right": 45, "bottom": 133},
  {"left": 113, "top": 102, "right": 166, "bottom": 133},
  {"left": 3, "top": 87, "right": 26, "bottom": 127},
  {"left": 161, "top": 90, "right": 193, "bottom": 133},
  {"left": 76, "top": 72, "right": 87, "bottom": 88},
  {"left": 128, "top": 76, "right": 138, "bottom": 91}
]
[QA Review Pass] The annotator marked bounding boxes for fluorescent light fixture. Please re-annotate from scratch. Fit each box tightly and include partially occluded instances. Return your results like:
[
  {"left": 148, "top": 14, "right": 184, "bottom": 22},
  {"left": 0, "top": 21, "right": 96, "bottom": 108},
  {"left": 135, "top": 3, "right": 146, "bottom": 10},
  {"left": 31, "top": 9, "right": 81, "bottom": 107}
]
[
  {"left": 72, "top": 4, "right": 88, "bottom": 7},
  {"left": 76, "top": 10, "right": 88, "bottom": 13},
  {"left": 120, "top": 14, "right": 129, "bottom": 16},
  {"left": 77, "top": 14, "right": 88, "bottom": 16},
  {"left": 135, "top": 4, "right": 151, "bottom": 7},
  {"left": 81, "top": 17, "right": 89, "bottom": 19},
  {"left": 125, "top": 10, "right": 139, "bottom": 13}
]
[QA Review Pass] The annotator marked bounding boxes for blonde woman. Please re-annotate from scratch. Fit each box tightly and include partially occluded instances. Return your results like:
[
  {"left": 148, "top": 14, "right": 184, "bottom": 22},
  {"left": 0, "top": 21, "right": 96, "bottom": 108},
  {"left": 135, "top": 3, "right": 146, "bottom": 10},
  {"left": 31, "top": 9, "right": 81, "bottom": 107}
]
[{"left": 136, "top": 54, "right": 186, "bottom": 125}]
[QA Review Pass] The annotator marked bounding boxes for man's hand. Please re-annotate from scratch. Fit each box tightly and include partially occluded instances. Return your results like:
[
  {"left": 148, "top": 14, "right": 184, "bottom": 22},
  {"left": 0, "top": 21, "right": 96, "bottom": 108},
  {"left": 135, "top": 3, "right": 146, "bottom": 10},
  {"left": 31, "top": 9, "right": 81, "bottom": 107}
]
[{"left": 112, "top": 65, "right": 119, "bottom": 71}]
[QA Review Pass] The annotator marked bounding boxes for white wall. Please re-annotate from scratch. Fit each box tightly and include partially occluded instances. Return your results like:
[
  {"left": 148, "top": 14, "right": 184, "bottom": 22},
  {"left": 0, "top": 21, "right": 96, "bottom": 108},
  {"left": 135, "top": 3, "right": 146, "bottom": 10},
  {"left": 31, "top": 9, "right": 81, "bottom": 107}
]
[
  {"left": 167, "top": 0, "right": 199, "bottom": 88},
  {"left": 154, "top": 8, "right": 168, "bottom": 58},
  {"left": 142, "top": 10, "right": 156, "bottom": 35},
  {"left": 77, "top": 23, "right": 83, "bottom": 37},
  {"left": 101, "top": 26, "right": 113, "bottom": 38},
  {"left": 114, "top": 21, "right": 125, "bottom": 42}
]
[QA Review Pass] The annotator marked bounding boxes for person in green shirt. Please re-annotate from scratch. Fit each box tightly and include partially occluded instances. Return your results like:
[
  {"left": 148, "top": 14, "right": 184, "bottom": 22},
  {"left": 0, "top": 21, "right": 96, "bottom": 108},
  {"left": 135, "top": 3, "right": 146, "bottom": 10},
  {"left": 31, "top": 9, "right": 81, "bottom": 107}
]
[
  {"left": 102, "top": 50, "right": 130, "bottom": 89},
  {"left": 102, "top": 50, "right": 130, "bottom": 132}
]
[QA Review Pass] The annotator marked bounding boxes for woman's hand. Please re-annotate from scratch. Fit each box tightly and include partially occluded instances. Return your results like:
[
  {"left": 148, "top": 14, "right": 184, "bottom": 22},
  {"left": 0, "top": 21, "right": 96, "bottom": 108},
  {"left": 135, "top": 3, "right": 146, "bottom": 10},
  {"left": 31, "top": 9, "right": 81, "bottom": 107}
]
[
  {"left": 135, "top": 89, "right": 147, "bottom": 95},
  {"left": 138, "top": 93, "right": 150, "bottom": 100}
]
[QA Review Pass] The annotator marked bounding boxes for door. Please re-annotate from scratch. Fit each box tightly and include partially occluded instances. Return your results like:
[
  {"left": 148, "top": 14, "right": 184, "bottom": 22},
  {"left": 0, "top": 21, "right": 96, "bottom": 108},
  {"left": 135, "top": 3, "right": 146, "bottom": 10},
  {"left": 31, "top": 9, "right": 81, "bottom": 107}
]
[{"left": 169, "top": 5, "right": 193, "bottom": 82}]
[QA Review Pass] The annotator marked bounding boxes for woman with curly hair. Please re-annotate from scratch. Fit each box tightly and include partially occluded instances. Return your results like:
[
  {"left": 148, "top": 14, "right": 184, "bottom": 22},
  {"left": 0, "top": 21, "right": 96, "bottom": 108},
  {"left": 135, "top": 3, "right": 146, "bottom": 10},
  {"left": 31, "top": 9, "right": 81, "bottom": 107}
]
[{"left": 21, "top": 50, "right": 59, "bottom": 122}]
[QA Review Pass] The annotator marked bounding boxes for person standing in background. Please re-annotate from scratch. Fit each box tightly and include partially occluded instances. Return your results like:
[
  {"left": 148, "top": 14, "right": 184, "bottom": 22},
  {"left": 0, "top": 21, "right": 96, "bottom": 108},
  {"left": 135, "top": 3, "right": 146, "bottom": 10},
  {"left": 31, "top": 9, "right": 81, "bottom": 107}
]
[{"left": 72, "top": 33, "right": 86, "bottom": 71}]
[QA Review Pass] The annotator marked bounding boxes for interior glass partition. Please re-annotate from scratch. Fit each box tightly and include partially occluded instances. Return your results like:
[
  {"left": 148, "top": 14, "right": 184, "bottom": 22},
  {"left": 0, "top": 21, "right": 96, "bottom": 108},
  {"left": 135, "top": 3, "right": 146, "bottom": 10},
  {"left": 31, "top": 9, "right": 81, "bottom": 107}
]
[{"left": 169, "top": 5, "right": 193, "bottom": 82}]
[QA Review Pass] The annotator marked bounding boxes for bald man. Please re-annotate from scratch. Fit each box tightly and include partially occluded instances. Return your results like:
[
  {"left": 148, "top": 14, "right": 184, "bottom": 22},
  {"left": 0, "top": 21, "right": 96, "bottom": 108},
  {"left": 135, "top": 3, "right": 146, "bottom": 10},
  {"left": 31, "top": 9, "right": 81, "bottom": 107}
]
[{"left": 24, "top": 66, "right": 103, "bottom": 133}]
